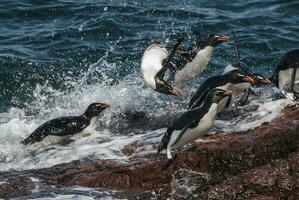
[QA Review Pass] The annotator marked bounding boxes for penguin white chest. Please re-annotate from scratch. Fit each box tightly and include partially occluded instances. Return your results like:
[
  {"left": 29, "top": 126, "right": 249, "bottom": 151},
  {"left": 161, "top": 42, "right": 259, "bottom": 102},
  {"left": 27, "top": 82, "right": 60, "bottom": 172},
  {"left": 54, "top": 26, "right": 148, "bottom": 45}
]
[
  {"left": 279, "top": 68, "right": 299, "bottom": 100},
  {"left": 231, "top": 83, "right": 251, "bottom": 97},
  {"left": 278, "top": 68, "right": 299, "bottom": 89},
  {"left": 141, "top": 45, "right": 169, "bottom": 89},
  {"left": 174, "top": 46, "right": 214, "bottom": 86}
]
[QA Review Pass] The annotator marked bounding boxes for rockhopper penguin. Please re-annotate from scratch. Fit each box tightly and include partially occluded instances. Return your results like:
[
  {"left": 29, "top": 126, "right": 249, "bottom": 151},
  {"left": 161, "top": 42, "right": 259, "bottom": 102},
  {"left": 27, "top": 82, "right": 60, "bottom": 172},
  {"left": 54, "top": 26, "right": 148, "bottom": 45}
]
[
  {"left": 188, "top": 70, "right": 254, "bottom": 113},
  {"left": 157, "top": 89, "right": 232, "bottom": 169},
  {"left": 172, "top": 34, "right": 229, "bottom": 88},
  {"left": 141, "top": 38, "right": 183, "bottom": 96},
  {"left": 22, "top": 103, "right": 110, "bottom": 145},
  {"left": 271, "top": 49, "right": 299, "bottom": 100}
]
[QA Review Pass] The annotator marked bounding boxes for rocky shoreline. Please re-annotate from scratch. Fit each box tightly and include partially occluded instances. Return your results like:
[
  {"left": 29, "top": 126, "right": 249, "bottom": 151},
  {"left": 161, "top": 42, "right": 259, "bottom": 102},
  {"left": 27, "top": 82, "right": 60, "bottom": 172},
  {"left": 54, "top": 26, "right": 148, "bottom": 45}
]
[{"left": 0, "top": 106, "right": 298, "bottom": 199}]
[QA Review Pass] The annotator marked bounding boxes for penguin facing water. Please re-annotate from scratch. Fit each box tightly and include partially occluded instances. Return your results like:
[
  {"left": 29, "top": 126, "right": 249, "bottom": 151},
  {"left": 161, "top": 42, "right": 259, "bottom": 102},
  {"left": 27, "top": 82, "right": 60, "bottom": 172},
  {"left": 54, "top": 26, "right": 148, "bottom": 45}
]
[
  {"left": 223, "top": 63, "right": 271, "bottom": 106},
  {"left": 157, "top": 89, "right": 232, "bottom": 166},
  {"left": 141, "top": 38, "right": 183, "bottom": 96},
  {"left": 172, "top": 34, "right": 229, "bottom": 88},
  {"left": 271, "top": 49, "right": 299, "bottom": 100},
  {"left": 22, "top": 103, "right": 110, "bottom": 145},
  {"left": 221, "top": 31, "right": 271, "bottom": 105},
  {"left": 188, "top": 69, "right": 254, "bottom": 112}
]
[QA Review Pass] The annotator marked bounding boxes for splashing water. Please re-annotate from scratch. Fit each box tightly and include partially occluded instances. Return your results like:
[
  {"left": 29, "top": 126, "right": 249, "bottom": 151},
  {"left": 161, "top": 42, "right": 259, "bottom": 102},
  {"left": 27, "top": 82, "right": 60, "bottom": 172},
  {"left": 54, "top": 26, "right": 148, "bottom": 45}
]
[{"left": 0, "top": 54, "right": 292, "bottom": 172}]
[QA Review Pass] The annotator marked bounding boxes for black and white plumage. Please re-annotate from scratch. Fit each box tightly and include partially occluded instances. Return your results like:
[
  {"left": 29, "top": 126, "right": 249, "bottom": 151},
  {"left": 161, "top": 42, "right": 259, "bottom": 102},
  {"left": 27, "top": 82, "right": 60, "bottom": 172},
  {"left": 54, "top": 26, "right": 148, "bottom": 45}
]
[
  {"left": 141, "top": 39, "right": 183, "bottom": 96},
  {"left": 157, "top": 89, "right": 232, "bottom": 161},
  {"left": 271, "top": 49, "right": 299, "bottom": 100},
  {"left": 222, "top": 63, "right": 271, "bottom": 105},
  {"left": 22, "top": 103, "right": 110, "bottom": 145},
  {"left": 188, "top": 69, "right": 254, "bottom": 112},
  {"left": 220, "top": 31, "right": 271, "bottom": 105},
  {"left": 172, "top": 34, "right": 229, "bottom": 88}
]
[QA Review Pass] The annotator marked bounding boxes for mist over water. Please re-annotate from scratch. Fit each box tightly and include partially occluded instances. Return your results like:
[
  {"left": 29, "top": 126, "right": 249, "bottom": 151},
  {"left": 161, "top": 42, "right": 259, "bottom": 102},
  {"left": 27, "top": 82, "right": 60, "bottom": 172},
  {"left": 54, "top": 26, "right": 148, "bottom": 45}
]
[{"left": 0, "top": 0, "right": 298, "bottom": 198}]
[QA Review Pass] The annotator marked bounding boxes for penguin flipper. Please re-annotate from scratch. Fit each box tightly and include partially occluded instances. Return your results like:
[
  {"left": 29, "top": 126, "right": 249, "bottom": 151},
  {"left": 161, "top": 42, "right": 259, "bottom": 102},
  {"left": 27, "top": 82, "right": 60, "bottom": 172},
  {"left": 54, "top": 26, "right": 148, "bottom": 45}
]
[
  {"left": 159, "top": 37, "right": 184, "bottom": 76},
  {"left": 238, "top": 88, "right": 251, "bottom": 106},
  {"left": 170, "top": 125, "right": 190, "bottom": 148},
  {"left": 225, "top": 94, "right": 232, "bottom": 108}
]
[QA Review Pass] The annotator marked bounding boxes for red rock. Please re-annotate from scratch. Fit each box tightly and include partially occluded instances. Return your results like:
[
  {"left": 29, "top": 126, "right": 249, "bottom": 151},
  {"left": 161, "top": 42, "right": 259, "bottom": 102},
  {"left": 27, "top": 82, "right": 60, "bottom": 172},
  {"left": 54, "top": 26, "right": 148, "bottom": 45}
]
[
  {"left": 0, "top": 177, "right": 33, "bottom": 199},
  {"left": 1, "top": 106, "right": 299, "bottom": 199}
]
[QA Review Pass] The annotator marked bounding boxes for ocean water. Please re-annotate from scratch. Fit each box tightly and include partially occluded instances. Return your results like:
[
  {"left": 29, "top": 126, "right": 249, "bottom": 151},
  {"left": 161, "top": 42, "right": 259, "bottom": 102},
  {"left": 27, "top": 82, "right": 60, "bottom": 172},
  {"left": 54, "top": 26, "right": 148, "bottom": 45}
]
[{"left": 0, "top": 0, "right": 298, "bottom": 199}]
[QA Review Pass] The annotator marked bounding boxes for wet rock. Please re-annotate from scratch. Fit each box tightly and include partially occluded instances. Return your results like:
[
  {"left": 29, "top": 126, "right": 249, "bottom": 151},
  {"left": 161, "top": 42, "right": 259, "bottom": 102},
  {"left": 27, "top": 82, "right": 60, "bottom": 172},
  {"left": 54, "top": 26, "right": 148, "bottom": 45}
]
[
  {"left": 1, "top": 106, "right": 299, "bottom": 199},
  {"left": 0, "top": 177, "right": 33, "bottom": 199}
]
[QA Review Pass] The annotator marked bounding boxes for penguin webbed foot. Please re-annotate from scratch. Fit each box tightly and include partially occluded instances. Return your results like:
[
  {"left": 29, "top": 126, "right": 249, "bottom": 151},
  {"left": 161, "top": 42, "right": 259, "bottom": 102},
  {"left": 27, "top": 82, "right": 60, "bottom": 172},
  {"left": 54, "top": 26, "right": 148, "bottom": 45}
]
[{"left": 161, "top": 154, "right": 178, "bottom": 171}]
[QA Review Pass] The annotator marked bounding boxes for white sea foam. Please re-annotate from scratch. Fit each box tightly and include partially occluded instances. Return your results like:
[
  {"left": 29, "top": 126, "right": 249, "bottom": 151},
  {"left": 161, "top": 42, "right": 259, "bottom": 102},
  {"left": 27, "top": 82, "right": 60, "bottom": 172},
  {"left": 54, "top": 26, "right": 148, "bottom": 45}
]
[{"left": 0, "top": 56, "right": 292, "bottom": 172}]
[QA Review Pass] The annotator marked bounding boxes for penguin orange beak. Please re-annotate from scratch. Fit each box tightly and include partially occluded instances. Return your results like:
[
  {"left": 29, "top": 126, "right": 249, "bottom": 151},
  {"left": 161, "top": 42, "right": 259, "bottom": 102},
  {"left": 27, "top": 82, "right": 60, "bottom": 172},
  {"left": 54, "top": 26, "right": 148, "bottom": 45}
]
[
  {"left": 243, "top": 75, "right": 255, "bottom": 84},
  {"left": 217, "top": 35, "right": 230, "bottom": 42},
  {"left": 169, "top": 88, "right": 181, "bottom": 96},
  {"left": 259, "top": 79, "right": 272, "bottom": 84},
  {"left": 102, "top": 103, "right": 111, "bottom": 109}
]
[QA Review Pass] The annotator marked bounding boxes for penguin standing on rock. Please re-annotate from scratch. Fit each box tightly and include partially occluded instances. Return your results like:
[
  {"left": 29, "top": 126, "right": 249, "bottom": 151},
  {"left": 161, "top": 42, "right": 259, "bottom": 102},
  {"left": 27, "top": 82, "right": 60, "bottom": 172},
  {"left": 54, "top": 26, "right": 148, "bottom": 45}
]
[
  {"left": 141, "top": 38, "right": 183, "bottom": 96},
  {"left": 172, "top": 34, "right": 230, "bottom": 88},
  {"left": 22, "top": 103, "right": 110, "bottom": 145},
  {"left": 157, "top": 89, "right": 232, "bottom": 170},
  {"left": 188, "top": 70, "right": 254, "bottom": 112},
  {"left": 271, "top": 49, "right": 299, "bottom": 100}
]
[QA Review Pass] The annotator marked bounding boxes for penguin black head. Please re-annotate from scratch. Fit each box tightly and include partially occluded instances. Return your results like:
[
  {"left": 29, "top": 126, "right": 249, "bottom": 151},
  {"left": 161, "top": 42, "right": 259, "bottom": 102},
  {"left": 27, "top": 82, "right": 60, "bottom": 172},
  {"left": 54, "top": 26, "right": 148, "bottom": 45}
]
[
  {"left": 252, "top": 74, "right": 272, "bottom": 85},
  {"left": 226, "top": 70, "right": 255, "bottom": 84},
  {"left": 83, "top": 103, "right": 110, "bottom": 119},
  {"left": 155, "top": 78, "right": 180, "bottom": 96},
  {"left": 206, "top": 88, "right": 232, "bottom": 103},
  {"left": 204, "top": 34, "right": 230, "bottom": 47}
]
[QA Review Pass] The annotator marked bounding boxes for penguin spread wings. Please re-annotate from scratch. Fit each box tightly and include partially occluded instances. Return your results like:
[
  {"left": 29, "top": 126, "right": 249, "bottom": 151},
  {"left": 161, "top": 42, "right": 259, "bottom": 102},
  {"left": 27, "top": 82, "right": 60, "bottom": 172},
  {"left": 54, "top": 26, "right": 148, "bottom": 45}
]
[
  {"left": 22, "top": 116, "right": 90, "bottom": 144},
  {"left": 158, "top": 106, "right": 209, "bottom": 153},
  {"left": 158, "top": 38, "right": 185, "bottom": 76}
]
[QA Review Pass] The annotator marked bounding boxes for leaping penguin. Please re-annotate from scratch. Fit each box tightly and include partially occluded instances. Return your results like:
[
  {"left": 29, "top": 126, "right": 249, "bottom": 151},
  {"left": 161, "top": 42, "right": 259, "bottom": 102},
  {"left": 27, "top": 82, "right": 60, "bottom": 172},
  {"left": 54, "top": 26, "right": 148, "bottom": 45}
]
[
  {"left": 188, "top": 69, "right": 254, "bottom": 112},
  {"left": 271, "top": 49, "right": 299, "bottom": 100},
  {"left": 22, "top": 103, "right": 110, "bottom": 145},
  {"left": 157, "top": 88, "right": 232, "bottom": 169},
  {"left": 141, "top": 38, "right": 183, "bottom": 96},
  {"left": 172, "top": 34, "right": 229, "bottom": 88}
]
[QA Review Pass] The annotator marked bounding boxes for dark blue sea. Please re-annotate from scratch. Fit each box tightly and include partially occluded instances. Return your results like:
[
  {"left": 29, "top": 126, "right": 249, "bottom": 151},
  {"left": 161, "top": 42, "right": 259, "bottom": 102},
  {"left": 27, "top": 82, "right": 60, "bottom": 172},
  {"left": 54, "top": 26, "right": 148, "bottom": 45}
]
[{"left": 0, "top": 0, "right": 298, "bottom": 199}]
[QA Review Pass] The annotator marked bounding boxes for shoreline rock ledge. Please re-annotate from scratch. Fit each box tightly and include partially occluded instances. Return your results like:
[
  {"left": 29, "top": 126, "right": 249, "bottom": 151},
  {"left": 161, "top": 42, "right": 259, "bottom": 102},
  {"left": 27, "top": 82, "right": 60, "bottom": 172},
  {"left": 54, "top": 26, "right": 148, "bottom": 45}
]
[{"left": 1, "top": 106, "right": 299, "bottom": 199}]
